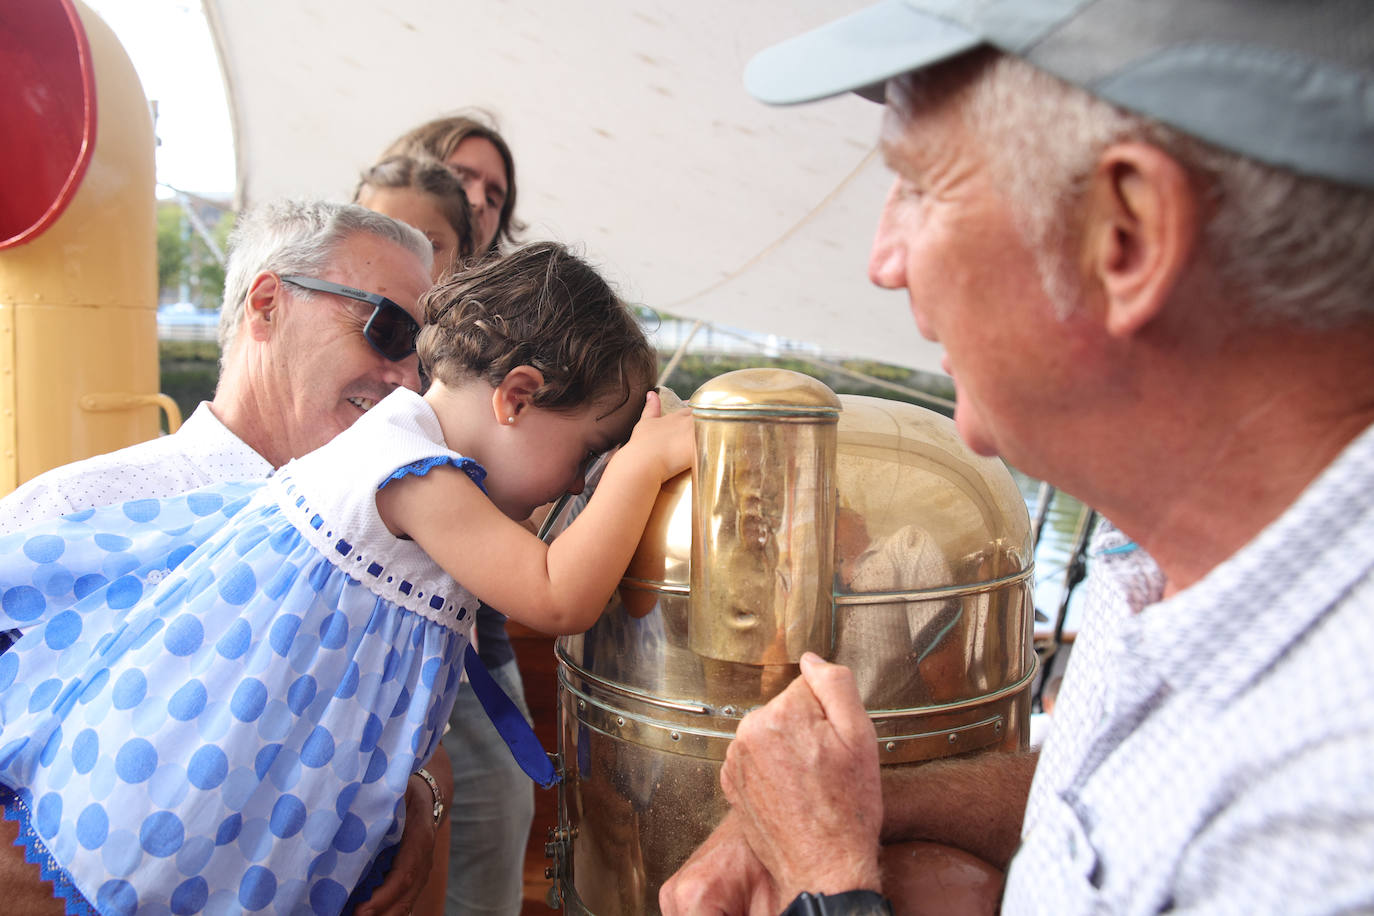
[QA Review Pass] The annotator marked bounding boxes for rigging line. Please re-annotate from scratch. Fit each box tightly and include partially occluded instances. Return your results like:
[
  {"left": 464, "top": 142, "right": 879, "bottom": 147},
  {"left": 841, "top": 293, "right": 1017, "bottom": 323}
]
[
  {"left": 648, "top": 146, "right": 955, "bottom": 410},
  {"left": 675, "top": 321, "right": 955, "bottom": 410},
  {"left": 656, "top": 319, "right": 704, "bottom": 388},
  {"left": 1032, "top": 482, "right": 1056, "bottom": 548},
  {"left": 170, "top": 189, "right": 228, "bottom": 267},
  {"left": 161, "top": 184, "right": 235, "bottom": 214},
  {"left": 654, "top": 318, "right": 955, "bottom": 410},
  {"left": 791, "top": 354, "right": 955, "bottom": 412},
  {"left": 657, "top": 146, "right": 882, "bottom": 313}
]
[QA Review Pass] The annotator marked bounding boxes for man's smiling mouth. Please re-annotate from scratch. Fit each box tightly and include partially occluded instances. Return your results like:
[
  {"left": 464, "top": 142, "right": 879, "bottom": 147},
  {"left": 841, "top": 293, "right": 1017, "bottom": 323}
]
[{"left": 347, "top": 396, "right": 377, "bottom": 412}]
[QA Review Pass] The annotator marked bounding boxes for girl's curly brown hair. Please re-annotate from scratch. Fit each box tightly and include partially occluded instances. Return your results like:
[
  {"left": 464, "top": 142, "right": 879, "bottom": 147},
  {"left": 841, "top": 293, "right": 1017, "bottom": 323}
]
[{"left": 417, "top": 242, "right": 657, "bottom": 415}]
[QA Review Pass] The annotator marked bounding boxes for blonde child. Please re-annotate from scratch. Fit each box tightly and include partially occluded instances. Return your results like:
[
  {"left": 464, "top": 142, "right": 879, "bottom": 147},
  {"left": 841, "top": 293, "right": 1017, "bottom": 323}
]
[{"left": 0, "top": 242, "right": 690, "bottom": 915}]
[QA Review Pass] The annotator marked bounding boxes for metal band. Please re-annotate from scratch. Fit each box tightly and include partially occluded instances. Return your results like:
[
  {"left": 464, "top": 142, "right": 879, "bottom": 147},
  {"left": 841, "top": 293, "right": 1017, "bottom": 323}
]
[
  {"left": 690, "top": 405, "right": 841, "bottom": 420},
  {"left": 833, "top": 566, "right": 1034, "bottom": 605},
  {"left": 618, "top": 576, "right": 691, "bottom": 596},
  {"left": 615, "top": 559, "right": 1032, "bottom": 602}
]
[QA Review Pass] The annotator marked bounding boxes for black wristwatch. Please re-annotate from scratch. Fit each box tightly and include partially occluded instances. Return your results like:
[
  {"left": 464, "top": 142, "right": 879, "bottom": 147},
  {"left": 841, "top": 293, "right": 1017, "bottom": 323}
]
[{"left": 780, "top": 890, "right": 893, "bottom": 916}]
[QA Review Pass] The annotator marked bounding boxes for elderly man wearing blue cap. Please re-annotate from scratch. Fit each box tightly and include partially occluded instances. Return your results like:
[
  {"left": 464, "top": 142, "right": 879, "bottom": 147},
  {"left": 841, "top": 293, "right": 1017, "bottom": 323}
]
[{"left": 663, "top": 2, "right": 1374, "bottom": 914}]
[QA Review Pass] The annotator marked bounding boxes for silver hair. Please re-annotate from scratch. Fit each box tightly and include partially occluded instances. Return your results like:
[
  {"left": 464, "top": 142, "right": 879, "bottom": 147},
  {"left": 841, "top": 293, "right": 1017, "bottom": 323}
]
[
  {"left": 887, "top": 52, "right": 1374, "bottom": 328},
  {"left": 218, "top": 200, "right": 433, "bottom": 361}
]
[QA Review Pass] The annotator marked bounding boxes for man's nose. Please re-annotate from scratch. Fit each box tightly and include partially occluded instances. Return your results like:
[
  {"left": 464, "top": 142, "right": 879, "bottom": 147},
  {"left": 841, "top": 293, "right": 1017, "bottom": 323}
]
[{"left": 867, "top": 185, "right": 906, "bottom": 290}]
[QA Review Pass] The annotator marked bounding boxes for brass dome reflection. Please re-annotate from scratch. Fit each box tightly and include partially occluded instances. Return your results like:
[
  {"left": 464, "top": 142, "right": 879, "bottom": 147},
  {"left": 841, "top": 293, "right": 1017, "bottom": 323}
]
[{"left": 544, "top": 369, "right": 1036, "bottom": 915}]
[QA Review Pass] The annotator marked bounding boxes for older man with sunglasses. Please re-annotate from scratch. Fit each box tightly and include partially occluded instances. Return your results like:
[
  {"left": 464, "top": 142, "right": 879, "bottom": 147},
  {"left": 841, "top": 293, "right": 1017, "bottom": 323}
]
[
  {"left": 0, "top": 200, "right": 430, "bottom": 524},
  {"left": 0, "top": 199, "right": 444, "bottom": 916}
]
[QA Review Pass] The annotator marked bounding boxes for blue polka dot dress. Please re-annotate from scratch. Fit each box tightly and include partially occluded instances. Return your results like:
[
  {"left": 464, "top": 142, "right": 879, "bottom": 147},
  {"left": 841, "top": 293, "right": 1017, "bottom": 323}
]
[{"left": 0, "top": 389, "right": 484, "bottom": 915}]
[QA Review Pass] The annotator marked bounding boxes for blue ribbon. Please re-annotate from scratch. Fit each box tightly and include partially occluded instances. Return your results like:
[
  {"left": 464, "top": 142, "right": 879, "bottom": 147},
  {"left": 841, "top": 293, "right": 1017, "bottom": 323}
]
[{"left": 461, "top": 643, "right": 559, "bottom": 788}]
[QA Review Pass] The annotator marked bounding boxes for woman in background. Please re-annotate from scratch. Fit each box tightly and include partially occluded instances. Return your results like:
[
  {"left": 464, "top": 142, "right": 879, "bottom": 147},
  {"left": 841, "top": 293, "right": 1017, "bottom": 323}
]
[{"left": 383, "top": 113, "right": 521, "bottom": 259}]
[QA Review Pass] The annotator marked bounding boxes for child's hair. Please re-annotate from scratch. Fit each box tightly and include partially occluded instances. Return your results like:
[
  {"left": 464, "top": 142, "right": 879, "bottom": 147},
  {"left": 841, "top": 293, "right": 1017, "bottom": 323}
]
[
  {"left": 417, "top": 242, "right": 657, "bottom": 414},
  {"left": 354, "top": 155, "right": 479, "bottom": 263}
]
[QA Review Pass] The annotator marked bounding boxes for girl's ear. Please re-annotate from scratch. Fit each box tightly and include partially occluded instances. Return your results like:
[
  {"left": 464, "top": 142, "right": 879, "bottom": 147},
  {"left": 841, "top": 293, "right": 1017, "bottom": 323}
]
[{"left": 491, "top": 365, "right": 546, "bottom": 424}]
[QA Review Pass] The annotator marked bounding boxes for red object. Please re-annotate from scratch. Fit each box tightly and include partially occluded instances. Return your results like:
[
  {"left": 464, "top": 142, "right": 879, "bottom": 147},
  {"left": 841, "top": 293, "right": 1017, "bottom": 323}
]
[{"left": 0, "top": 0, "right": 96, "bottom": 249}]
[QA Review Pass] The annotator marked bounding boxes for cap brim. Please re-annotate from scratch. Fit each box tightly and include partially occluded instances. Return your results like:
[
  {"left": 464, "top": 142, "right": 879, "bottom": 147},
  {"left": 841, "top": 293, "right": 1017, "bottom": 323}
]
[{"left": 744, "top": 0, "right": 983, "bottom": 105}]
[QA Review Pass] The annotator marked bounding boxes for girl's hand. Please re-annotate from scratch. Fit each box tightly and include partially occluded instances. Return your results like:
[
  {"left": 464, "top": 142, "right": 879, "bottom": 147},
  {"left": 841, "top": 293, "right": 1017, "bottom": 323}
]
[{"left": 623, "top": 390, "right": 694, "bottom": 482}]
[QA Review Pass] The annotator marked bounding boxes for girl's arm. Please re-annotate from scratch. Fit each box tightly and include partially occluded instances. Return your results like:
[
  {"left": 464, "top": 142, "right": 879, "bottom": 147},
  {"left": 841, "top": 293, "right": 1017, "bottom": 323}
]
[{"left": 377, "top": 394, "right": 694, "bottom": 634}]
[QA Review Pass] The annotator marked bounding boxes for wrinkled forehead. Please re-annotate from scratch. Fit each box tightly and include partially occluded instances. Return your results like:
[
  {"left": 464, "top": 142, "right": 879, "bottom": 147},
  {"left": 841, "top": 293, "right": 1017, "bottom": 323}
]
[
  {"left": 877, "top": 58, "right": 991, "bottom": 168},
  {"left": 327, "top": 233, "right": 432, "bottom": 320}
]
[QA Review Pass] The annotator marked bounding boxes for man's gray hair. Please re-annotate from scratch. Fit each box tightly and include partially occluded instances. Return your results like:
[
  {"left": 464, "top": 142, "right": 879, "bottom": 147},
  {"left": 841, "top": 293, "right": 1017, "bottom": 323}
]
[
  {"left": 218, "top": 200, "right": 433, "bottom": 358},
  {"left": 887, "top": 52, "right": 1374, "bottom": 329}
]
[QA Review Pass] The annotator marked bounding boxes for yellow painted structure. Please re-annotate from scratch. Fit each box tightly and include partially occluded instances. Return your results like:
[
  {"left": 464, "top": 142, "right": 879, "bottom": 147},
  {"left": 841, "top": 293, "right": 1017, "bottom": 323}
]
[{"left": 0, "top": 0, "right": 164, "bottom": 496}]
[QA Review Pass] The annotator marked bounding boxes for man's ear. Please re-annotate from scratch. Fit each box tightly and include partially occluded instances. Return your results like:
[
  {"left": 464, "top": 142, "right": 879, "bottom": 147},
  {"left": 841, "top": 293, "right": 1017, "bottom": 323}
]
[
  {"left": 491, "top": 365, "right": 546, "bottom": 424},
  {"left": 245, "top": 272, "right": 283, "bottom": 342},
  {"left": 1084, "top": 143, "right": 1199, "bottom": 338}
]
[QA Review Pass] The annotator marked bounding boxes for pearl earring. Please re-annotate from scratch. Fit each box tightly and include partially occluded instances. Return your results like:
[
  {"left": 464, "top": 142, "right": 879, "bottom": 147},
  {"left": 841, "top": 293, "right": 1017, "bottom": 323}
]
[{"left": 506, "top": 416, "right": 515, "bottom": 425}]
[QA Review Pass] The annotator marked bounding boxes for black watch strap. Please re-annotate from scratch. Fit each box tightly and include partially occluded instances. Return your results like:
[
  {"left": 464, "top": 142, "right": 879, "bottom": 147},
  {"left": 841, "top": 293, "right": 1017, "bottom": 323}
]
[{"left": 780, "top": 890, "right": 894, "bottom": 916}]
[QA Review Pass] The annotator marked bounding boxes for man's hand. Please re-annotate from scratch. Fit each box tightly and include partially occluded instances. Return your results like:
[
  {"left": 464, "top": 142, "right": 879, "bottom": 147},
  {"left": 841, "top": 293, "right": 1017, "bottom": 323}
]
[
  {"left": 355, "top": 767, "right": 445, "bottom": 916},
  {"left": 354, "top": 747, "right": 450, "bottom": 916},
  {"left": 659, "top": 811, "right": 781, "bottom": 916},
  {"left": 719, "top": 652, "right": 884, "bottom": 903}
]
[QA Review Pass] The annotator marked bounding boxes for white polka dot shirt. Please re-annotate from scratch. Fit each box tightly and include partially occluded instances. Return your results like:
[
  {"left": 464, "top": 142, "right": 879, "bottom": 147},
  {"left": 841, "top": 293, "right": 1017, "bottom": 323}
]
[{"left": 0, "top": 402, "right": 271, "bottom": 536}]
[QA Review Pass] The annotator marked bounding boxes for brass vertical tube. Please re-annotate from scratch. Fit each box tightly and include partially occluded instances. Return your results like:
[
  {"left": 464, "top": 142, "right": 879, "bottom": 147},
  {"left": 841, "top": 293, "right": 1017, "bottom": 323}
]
[{"left": 688, "top": 369, "right": 841, "bottom": 665}]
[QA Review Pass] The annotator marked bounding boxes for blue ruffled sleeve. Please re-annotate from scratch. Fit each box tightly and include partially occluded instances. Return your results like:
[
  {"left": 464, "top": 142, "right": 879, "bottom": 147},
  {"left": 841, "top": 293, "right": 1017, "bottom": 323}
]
[{"left": 378, "top": 455, "right": 487, "bottom": 494}]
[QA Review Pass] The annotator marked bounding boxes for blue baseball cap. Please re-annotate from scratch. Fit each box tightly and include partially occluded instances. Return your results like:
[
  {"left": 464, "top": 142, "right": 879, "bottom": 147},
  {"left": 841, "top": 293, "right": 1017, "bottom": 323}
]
[{"left": 745, "top": 0, "right": 1374, "bottom": 190}]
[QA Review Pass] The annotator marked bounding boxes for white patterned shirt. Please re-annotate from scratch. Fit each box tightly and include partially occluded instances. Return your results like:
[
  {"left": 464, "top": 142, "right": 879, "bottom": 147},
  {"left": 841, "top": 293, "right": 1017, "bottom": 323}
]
[
  {"left": 1003, "top": 424, "right": 1374, "bottom": 914},
  {"left": 0, "top": 403, "right": 270, "bottom": 649},
  {"left": 0, "top": 402, "right": 270, "bottom": 535}
]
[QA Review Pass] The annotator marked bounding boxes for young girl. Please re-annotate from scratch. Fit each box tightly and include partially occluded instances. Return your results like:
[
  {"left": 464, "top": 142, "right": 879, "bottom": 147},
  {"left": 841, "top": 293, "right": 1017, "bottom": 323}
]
[
  {"left": 354, "top": 155, "right": 478, "bottom": 281},
  {"left": 0, "top": 242, "right": 691, "bottom": 915}
]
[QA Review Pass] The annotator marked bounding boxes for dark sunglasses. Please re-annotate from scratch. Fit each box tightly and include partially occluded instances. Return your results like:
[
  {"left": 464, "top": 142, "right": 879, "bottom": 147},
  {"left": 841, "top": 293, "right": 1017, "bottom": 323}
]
[{"left": 279, "top": 275, "right": 420, "bottom": 362}]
